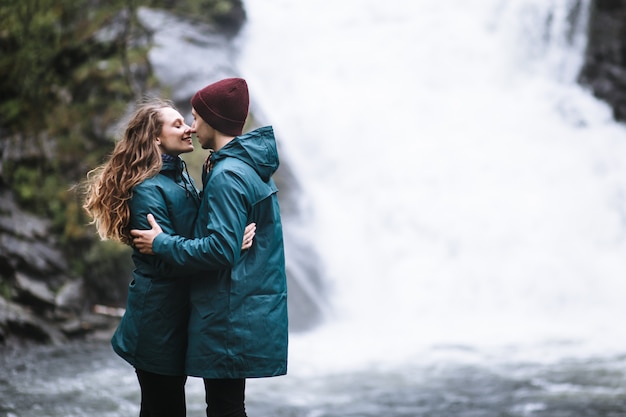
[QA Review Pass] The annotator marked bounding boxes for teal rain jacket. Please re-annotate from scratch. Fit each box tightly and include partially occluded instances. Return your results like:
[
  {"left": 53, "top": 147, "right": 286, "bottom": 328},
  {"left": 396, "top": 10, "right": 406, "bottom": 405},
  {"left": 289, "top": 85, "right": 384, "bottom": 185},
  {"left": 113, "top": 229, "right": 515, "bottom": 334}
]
[
  {"left": 111, "top": 156, "right": 200, "bottom": 376},
  {"left": 152, "top": 126, "right": 288, "bottom": 379}
]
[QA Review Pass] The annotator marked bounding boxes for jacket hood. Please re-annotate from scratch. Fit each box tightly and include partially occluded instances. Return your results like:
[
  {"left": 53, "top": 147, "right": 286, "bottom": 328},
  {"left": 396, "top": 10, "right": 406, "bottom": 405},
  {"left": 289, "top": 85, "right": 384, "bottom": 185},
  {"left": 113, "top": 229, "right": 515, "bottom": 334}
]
[{"left": 212, "top": 126, "right": 279, "bottom": 181}]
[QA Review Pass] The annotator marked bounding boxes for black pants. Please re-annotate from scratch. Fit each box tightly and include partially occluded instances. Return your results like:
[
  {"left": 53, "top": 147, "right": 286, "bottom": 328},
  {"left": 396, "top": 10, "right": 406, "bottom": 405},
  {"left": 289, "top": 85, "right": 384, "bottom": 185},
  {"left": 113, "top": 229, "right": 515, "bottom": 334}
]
[
  {"left": 135, "top": 368, "right": 187, "bottom": 417},
  {"left": 203, "top": 378, "right": 247, "bottom": 417}
]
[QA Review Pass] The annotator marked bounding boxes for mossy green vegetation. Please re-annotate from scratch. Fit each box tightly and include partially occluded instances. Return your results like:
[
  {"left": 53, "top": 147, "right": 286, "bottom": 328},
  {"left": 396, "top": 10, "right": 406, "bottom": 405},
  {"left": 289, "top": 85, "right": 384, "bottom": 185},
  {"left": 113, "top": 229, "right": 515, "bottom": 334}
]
[{"left": 0, "top": 0, "right": 243, "bottom": 301}]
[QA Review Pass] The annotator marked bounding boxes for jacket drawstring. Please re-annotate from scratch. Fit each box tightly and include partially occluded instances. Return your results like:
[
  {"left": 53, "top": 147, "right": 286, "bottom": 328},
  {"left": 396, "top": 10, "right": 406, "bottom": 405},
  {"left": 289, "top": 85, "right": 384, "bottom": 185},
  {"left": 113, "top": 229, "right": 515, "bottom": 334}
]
[{"left": 181, "top": 159, "right": 201, "bottom": 208}]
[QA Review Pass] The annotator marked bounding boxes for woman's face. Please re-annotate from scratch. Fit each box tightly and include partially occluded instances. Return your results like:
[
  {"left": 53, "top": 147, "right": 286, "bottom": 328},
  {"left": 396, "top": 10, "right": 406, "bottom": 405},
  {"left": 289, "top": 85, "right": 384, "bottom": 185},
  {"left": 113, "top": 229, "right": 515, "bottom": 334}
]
[{"left": 156, "top": 107, "right": 193, "bottom": 156}]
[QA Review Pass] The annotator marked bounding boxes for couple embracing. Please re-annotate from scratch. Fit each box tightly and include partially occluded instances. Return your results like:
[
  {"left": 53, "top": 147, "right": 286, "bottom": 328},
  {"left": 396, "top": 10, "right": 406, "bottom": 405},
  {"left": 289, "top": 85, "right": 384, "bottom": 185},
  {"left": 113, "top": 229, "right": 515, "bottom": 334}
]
[{"left": 84, "top": 78, "right": 288, "bottom": 417}]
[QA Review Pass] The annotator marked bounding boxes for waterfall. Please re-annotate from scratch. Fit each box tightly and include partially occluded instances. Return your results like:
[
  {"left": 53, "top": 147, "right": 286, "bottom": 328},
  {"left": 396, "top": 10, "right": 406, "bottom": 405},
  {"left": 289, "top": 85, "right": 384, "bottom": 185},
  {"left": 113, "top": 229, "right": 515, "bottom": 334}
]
[{"left": 238, "top": 0, "right": 626, "bottom": 370}]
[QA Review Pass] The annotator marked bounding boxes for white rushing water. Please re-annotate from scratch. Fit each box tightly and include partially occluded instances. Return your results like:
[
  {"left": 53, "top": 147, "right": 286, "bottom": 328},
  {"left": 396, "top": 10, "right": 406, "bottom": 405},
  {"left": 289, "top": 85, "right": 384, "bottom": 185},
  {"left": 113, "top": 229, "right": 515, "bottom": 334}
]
[{"left": 237, "top": 0, "right": 626, "bottom": 372}]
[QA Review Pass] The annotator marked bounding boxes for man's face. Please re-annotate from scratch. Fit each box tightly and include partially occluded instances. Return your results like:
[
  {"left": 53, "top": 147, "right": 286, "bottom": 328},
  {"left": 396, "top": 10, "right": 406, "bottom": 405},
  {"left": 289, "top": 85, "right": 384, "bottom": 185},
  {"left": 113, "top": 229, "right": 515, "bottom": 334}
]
[{"left": 191, "top": 108, "right": 216, "bottom": 150}]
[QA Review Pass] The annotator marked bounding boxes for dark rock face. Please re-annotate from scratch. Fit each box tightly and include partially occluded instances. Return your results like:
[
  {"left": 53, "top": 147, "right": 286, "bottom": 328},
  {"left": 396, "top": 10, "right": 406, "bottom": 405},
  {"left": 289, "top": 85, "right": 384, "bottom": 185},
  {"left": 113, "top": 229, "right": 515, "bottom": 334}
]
[
  {"left": 214, "top": 0, "right": 247, "bottom": 35},
  {"left": 579, "top": 0, "right": 626, "bottom": 121},
  {"left": 0, "top": 186, "right": 116, "bottom": 346}
]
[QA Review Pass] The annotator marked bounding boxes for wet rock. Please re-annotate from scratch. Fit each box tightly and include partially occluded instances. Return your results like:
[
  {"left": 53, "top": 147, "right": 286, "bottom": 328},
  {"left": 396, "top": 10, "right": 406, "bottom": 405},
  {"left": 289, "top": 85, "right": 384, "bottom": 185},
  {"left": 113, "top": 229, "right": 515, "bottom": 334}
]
[
  {"left": 0, "top": 297, "right": 66, "bottom": 345},
  {"left": 55, "top": 279, "right": 85, "bottom": 312},
  {"left": 0, "top": 188, "right": 68, "bottom": 278},
  {"left": 14, "top": 272, "right": 56, "bottom": 309},
  {"left": 59, "top": 312, "right": 115, "bottom": 337},
  {"left": 0, "top": 187, "right": 78, "bottom": 346},
  {"left": 579, "top": 0, "right": 626, "bottom": 121}
]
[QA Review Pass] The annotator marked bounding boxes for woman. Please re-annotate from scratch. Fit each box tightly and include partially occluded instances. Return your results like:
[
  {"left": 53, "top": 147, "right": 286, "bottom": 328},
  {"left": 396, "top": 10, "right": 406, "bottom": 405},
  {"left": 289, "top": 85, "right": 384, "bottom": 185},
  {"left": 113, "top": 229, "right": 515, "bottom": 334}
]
[{"left": 83, "top": 98, "right": 254, "bottom": 417}]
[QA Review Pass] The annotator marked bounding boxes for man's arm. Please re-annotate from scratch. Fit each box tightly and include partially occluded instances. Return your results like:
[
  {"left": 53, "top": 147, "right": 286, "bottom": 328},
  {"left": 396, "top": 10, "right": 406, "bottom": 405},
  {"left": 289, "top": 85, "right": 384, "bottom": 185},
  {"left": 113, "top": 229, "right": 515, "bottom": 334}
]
[
  {"left": 131, "top": 214, "right": 255, "bottom": 254},
  {"left": 131, "top": 170, "right": 253, "bottom": 270}
]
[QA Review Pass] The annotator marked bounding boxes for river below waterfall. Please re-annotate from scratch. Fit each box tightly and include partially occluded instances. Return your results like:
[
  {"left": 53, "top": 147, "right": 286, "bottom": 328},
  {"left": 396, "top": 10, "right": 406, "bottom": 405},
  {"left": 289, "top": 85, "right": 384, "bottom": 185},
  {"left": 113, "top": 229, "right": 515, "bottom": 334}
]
[
  {"left": 1, "top": 340, "right": 626, "bottom": 416},
  {"left": 3, "top": 0, "right": 626, "bottom": 415}
]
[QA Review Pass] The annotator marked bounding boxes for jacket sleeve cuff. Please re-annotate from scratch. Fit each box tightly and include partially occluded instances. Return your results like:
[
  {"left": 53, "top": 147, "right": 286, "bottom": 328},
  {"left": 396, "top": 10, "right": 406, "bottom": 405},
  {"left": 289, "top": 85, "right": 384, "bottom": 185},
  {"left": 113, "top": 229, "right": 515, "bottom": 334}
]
[{"left": 152, "top": 232, "right": 170, "bottom": 256}]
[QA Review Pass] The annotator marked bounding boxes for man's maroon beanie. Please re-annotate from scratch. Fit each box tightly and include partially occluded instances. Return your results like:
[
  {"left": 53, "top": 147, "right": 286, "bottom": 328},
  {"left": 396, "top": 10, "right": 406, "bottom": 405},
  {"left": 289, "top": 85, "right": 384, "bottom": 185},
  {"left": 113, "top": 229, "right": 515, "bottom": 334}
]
[{"left": 191, "top": 78, "right": 249, "bottom": 136}]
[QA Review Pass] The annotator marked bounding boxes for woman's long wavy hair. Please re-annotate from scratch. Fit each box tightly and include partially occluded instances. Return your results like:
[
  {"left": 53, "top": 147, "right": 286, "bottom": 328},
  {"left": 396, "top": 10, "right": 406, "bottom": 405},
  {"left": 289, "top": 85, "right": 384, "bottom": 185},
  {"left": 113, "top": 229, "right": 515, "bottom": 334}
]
[{"left": 83, "top": 98, "right": 175, "bottom": 245}]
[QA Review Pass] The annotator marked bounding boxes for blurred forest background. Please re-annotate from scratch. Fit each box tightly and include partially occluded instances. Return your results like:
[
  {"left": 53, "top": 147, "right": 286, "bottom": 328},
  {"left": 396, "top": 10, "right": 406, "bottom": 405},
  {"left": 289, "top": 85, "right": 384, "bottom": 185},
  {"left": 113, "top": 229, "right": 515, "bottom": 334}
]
[
  {"left": 0, "top": 0, "right": 245, "bottom": 345},
  {"left": 0, "top": 0, "right": 625, "bottom": 347}
]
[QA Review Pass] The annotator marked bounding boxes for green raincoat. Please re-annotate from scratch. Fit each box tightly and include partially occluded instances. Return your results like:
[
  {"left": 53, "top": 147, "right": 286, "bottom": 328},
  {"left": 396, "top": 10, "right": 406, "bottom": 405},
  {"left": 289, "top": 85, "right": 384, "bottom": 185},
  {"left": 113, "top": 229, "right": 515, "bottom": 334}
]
[
  {"left": 152, "top": 126, "right": 288, "bottom": 378},
  {"left": 111, "top": 156, "right": 200, "bottom": 376}
]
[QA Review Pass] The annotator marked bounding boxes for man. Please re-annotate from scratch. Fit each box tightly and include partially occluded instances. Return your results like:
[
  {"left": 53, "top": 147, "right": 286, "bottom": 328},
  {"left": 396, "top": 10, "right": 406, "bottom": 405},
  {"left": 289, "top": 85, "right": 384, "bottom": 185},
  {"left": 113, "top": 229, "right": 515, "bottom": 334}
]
[{"left": 131, "top": 78, "right": 288, "bottom": 417}]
